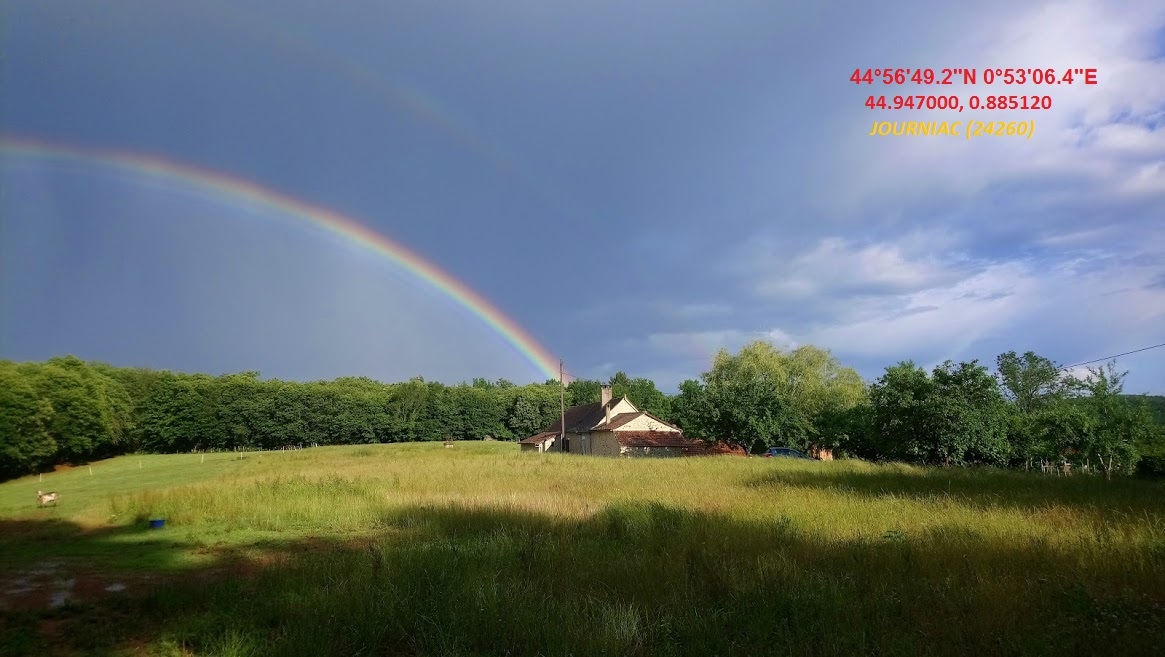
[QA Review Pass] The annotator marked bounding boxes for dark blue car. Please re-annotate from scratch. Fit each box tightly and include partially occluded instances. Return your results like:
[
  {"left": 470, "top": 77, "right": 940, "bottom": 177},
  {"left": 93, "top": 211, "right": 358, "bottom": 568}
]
[{"left": 763, "top": 447, "right": 816, "bottom": 460}]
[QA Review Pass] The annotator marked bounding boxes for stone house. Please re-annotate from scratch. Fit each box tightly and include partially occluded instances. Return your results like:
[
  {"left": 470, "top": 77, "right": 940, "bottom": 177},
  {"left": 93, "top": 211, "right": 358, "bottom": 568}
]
[{"left": 519, "top": 385, "right": 687, "bottom": 457}]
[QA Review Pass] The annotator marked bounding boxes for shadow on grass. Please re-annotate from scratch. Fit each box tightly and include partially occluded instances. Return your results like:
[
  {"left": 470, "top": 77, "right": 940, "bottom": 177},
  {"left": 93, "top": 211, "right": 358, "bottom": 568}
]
[
  {"left": 744, "top": 464, "right": 1165, "bottom": 518},
  {"left": 0, "top": 518, "right": 195, "bottom": 574},
  {"left": 2, "top": 502, "right": 1164, "bottom": 657}
]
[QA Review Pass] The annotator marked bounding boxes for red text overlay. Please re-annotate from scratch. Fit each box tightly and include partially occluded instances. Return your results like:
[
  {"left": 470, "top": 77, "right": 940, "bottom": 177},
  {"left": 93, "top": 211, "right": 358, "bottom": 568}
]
[
  {"left": 853, "top": 67, "right": 1096, "bottom": 136},
  {"left": 850, "top": 68, "right": 1098, "bottom": 86},
  {"left": 865, "top": 94, "right": 1054, "bottom": 112}
]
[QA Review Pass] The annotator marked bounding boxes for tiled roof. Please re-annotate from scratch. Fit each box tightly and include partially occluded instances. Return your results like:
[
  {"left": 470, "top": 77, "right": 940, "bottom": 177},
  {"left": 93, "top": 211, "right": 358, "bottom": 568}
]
[
  {"left": 615, "top": 431, "right": 694, "bottom": 448},
  {"left": 682, "top": 440, "right": 747, "bottom": 456},
  {"left": 543, "top": 403, "right": 604, "bottom": 433},
  {"left": 593, "top": 411, "right": 684, "bottom": 433},
  {"left": 543, "top": 397, "right": 632, "bottom": 433},
  {"left": 591, "top": 412, "right": 641, "bottom": 431},
  {"left": 519, "top": 431, "right": 557, "bottom": 445}
]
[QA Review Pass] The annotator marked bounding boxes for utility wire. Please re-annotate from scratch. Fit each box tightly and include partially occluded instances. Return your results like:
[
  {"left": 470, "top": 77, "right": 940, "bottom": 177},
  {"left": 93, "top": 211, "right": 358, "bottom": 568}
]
[{"left": 1058, "top": 342, "right": 1165, "bottom": 370}]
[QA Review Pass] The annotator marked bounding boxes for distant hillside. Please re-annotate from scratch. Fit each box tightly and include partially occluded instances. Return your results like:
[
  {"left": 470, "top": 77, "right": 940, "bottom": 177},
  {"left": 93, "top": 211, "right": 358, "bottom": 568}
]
[{"left": 1122, "top": 395, "right": 1165, "bottom": 424}]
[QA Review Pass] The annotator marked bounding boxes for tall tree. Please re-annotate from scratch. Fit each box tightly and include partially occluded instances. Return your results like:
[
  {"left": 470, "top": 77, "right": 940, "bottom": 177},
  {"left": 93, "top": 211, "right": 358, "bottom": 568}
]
[
  {"left": 566, "top": 379, "right": 602, "bottom": 407},
  {"left": 670, "top": 379, "right": 713, "bottom": 437},
  {"left": 91, "top": 363, "right": 167, "bottom": 452},
  {"left": 868, "top": 360, "right": 1009, "bottom": 466},
  {"left": 507, "top": 396, "right": 543, "bottom": 438},
  {"left": 137, "top": 373, "right": 222, "bottom": 452},
  {"left": 927, "top": 360, "right": 1011, "bottom": 466},
  {"left": 700, "top": 365, "right": 799, "bottom": 454},
  {"left": 453, "top": 384, "right": 508, "bottom": 440},
  {"left": 608, "top": 372, "right": 671, "bottom": 419},
  {"left": 389, "top": 378, "right": 430, "bottom": 441},
  {"left": 868, "top": 361, "right": 934, "bottom": 462},
  {"left": 0, "top": 363, "right": 57, "bottom": 476},
  {"left": 691, "top": 341, "right": 863, "bottom": 453},
  {"left": 1025, "top": 401, "right": 1094, "bottom": 468},
  {"left": 698, "top": 341, "right": 867, "bottom": 450},
  {"left": 21, "top": 358, "right": 127, "bottom": 462},
  {"left": 1079, "top": 362, "right": 1153, "bottom": 477},
  {"left": 995, "top": 351, "right": 1077, "bottom": 413}
]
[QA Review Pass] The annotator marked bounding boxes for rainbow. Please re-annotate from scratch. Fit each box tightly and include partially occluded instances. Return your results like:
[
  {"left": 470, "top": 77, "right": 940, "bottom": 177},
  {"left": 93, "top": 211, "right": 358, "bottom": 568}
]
[
  {"left": 0, "top": 136, "right": 562, "bottom": 381},
  {"left": 196, "top": 2, "right": 586, "bottom": 225}
]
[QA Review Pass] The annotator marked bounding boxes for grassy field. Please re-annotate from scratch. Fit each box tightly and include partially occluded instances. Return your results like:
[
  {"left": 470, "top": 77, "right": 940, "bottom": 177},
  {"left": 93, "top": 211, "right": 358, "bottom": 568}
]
[{"left": 1, "top": 442, "right": 1163, "bottom": 656}]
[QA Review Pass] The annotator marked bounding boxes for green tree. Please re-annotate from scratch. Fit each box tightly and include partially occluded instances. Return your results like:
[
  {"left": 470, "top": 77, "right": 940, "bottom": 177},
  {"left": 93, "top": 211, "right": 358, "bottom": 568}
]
[
  {"left": 819, "top": 401, "right": 873, "bottom": 457},
  {"left": 91, "top": 363, "right": 167, "bottom": 452},
  {"left": 136, "top": 373, "right": 222, "bottom": 452},
  {"left": 670, "top": 379, "right": 713, "bottom": 437},
  {"left": 453, "top": 384, "right": 508, "bottom": 440},
  {"left": 868, "top": 359, "right": 1009, "bottom": 466},
  {"left": 420, "top": 382, "right": 459, "bottom": 442},
  {"left": 779, "top": 345, "right": 868, "bottom": 424},
  {"left": 21, "top": 358, "right": 126, "bottom": 462},
  {"left": 693, "top": 341, "right": 866, "bottom": 452},
  {"left": 507, "top": 396, "right": 543, "bottom": 438},
  {"left": 926, "top": 360, "right": 1011, "bottom": 466},
  {"left": 696, "top": 343, "right": 799, "bottom": 453},
  {"left": 995, "top": 351, "right": 1077, "bottom": 413},
  {"left": 1079, "top": 363, "right": 1153, "bottom": 477},
  {"left": 566, "top": 379, "right": 602, "bottom": 407},
  {"left": 700, "top": 373, "right": 791, "bottom": 454},
  {"left": 0, "top": 363, "right": 57, "bottom": 476},
  {"left": 868, "top": 361, "right": 934, "bottom": 462},
  {"left": 216, "top": 372, "right": 264, "bottom": 449},
  {"left": 389, "top": 378, "right": 430, "bottom": 442},
  {"left": 1026, "top": 400, "right": 1094, "bottom": 467},
  {"left": 995, "top": 351, "right": 1087, "bottom": 467},
  {"left": 608, "top": 372, "right": 671, "bottom": 418}
]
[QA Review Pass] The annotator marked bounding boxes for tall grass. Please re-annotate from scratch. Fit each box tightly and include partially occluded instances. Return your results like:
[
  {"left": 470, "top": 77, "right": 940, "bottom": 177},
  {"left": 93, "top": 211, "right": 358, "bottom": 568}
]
[{"left": 2, "top": 442, "right": 1163, "bottom": 655}]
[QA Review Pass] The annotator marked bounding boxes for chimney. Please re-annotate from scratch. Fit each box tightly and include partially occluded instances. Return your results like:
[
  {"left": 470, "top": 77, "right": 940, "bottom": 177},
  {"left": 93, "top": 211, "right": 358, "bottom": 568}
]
[{"left": 601, "top": 384, "right": 612, "bottom": 424}]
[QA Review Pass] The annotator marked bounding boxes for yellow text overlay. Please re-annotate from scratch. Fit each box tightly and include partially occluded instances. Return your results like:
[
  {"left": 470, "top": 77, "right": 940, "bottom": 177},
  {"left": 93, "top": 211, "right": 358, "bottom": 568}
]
[{"left": 868, "top": 120, "right": 1035, "bottom": 140}]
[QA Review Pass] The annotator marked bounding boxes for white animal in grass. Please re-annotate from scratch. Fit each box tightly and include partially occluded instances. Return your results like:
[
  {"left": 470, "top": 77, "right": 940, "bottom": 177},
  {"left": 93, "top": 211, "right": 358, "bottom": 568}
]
[{"left": 36, "top": 490, "right": 59, "bottom": 507}]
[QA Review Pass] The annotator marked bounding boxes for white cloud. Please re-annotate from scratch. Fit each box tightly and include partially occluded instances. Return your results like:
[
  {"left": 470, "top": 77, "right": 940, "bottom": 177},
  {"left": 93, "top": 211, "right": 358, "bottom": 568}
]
[
  {"left": 738, "top": 235, "right": 969, "bottom": 300},
  {"left": 648, "top": 235, "right": 1165, "bottom": 386},
  {"left": 818, "top": 0, "right": 1165, "bottom": 213},
  {"left": 633, "top": 1, "right": 1165, "bottom": 392},
  {"left": 801, "top": 262, "right": 1039, "bottom": 358},
  {"left": 1036, "top": 226, "right": 1115, "bottom": 246},
  {"left": 1060, "top": 365, "right": 1098, "bottom": 381},
  {"left": 644, "top": 328, "right": 797, "bottom": 362}
]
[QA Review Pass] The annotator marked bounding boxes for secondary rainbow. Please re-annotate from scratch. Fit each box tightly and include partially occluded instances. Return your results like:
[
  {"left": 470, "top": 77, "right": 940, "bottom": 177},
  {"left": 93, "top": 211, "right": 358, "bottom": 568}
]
[
  {"left": 0, "top": 136, "right": 561, "bottom": 381},
  {"left": 198, "top": 2, "right": 586, "bottom": 224}
]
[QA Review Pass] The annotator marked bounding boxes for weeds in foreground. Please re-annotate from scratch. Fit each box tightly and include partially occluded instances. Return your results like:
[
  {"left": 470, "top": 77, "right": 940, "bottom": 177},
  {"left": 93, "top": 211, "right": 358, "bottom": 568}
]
[{"left": 1, "top": 443, "right": 1163, "bottom": 656}]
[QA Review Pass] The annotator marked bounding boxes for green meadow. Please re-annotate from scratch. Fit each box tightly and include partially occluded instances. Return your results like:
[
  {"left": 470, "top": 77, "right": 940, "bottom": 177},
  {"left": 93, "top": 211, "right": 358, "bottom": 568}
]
[{"left": 2, "top": 442, "right": 1163, "bottom": 656}]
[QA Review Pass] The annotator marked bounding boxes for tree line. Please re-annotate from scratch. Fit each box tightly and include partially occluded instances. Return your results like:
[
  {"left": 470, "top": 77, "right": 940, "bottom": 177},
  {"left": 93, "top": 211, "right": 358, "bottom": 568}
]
[
  {"left": 670, "top": 342, "right": 1164, "bottom": 477},
  {"left": 1, "top": 345, "right": 1162, "bottom": 480},
  {"left": 0, "top": 356, "right": 675, "bottom": 479}
]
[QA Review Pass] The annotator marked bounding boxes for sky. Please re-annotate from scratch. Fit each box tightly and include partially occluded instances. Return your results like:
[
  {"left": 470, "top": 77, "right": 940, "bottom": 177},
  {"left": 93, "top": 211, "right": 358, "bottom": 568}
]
[{"left": 2, "top": 0, "right": 1164, "bottom": 394}]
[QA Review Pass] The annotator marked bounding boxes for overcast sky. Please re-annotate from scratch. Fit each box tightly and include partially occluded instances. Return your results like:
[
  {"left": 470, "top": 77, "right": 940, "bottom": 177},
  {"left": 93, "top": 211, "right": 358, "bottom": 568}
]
[{"left": 2, "top": 0, "right": 1163, "bottom": 393}]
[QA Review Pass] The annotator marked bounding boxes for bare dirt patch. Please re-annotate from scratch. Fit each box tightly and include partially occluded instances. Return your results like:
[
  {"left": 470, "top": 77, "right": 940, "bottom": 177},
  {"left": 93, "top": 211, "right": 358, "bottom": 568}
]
[
  {"left": 0, "top": 536, "right": 340, "bottom": 613},
  {"left": 0, "top": 559, "right": 154, "bottom": 613}
]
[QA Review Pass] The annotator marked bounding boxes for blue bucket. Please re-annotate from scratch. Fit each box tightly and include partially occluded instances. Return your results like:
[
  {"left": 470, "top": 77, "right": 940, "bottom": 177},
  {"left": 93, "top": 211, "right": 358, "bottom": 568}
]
[{"left": 149, "top": 518, "right": 165, "bottom": 529}]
